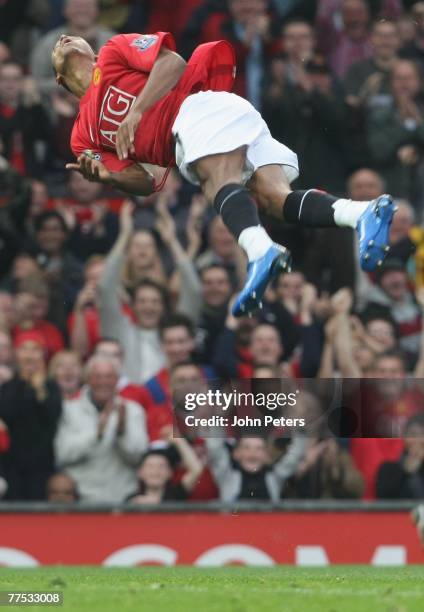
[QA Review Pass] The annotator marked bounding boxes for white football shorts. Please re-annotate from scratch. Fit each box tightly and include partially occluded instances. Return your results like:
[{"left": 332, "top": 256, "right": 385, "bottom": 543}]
[{"left": 171, "top": 90, "right": 299, "bottom": 186}]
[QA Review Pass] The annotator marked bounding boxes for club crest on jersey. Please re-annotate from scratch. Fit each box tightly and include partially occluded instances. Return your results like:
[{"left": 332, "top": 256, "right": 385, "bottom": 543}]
[
  {"left": 92, "top": 67, "right": 102, "bottom": 86},
  {"left": 131, "top": 35, "right": 157, "bottom": 52}
]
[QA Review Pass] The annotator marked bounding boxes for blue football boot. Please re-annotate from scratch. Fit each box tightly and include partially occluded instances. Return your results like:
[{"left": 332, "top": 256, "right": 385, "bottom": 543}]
[
  {"left": 357, "top": 195, "right": 397, "bottom": 272},
  {"left": 232, "top": 244, "right": 291, "bottom": 317}
]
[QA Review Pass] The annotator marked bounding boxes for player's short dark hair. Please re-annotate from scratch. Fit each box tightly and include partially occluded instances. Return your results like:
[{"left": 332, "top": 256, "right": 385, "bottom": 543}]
[
  {"left": 34, "top": 210, "right": 69, "bottom": 234},
  {"left": 159, "top": 313, "right": 195, "bottom": 340}
]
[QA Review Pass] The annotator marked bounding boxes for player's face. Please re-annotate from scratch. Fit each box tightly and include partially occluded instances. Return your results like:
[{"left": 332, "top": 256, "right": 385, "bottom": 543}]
[{"left": 52, "top": 34, "right": 95, "bottom": 81}]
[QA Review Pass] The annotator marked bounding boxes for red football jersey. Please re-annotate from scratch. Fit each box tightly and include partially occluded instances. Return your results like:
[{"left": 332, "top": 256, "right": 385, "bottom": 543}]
[{"left": 71, "top": 32, "right": 235, "bottom": 171}]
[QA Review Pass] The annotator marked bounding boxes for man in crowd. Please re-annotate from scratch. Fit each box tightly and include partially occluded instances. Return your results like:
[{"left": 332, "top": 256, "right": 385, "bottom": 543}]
[{"left": 54, "top": 355, "right": 148, "bottom": 502}]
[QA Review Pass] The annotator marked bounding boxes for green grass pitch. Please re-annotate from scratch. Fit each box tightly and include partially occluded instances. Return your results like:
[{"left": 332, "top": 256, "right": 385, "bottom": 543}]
[{"left": 0, "top": 566, "right": 422, "bottom": 612}]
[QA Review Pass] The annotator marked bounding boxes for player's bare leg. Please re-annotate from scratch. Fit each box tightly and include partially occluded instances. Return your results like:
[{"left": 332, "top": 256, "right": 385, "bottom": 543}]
[
  {"left": 194, "top": 148, "right": 291, "bottom": 316},
  {"left": 249, "top": 164, "right": 397, "bottom": 274}
]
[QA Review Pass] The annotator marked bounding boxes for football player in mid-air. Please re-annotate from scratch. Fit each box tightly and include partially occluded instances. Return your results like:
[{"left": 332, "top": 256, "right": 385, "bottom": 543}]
[{"left": 52, "top": 31, "right": 396, "bottom": 316}]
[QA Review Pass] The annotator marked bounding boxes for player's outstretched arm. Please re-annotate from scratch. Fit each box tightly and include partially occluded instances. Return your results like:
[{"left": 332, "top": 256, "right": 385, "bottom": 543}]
[{"left": 66, "top": 153, "right": 156, "bottom": 196}]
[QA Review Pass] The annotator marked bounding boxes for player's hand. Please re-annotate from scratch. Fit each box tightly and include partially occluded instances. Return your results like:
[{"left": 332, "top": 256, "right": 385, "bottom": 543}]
[
  {"left": 116, "top": 109, "right": 142, "bottom": 160},
  {"left": 66, "top": 153, "right": 111, "bottom": 184}
]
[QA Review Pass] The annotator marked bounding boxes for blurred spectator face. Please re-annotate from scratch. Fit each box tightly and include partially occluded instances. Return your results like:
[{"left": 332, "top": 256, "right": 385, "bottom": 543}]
[
  {"left": 371, "top": 354, "right": 406, "bottom": 399},
  {"left": 347, "top": 169, "right": 384, "bottom": 200},
  {"left": 94, "top": 340, "right": 124, "bottom": 371},
  {"left": 390, "top": 201, "right": 414, "bottom": 244},
  {"left": 133, "top": 285, "right": 165, "bottom": 329},
  {"left": 87, "top": 359, "right": 118, "bottom": 405},
  {"left": 36, "top": 216, "right": 68, "bottom": 255},
  {"left": 129, "top": 231, "right": 157, "bottom": 269},
  {"left": 0, "top": 63, "right": 23, "bottom": 106},
  {"left": 47, "top": 473, "right": 77, "bottom": 503},
  {"left": 352, "top": 344, "right": 375, "bottom": 375},
  {"left": 233, "top": 438, "right": 268, "bottom": 473},
  {"left": 404, "top": 419, "right": 424, "bottom": 454},
  {"left": 0, "top": 292, "right": 15, "bottom": 330},
  {"left": 373, "top": 355, "right": 405, "bottom": 379},
  {"left": 84, "top": 258, "right": 105, "bottom": 285},
  {"left": 371, "top": 21, "right": 400, "bottom": 60},
  {"left": 31, "top": 180, "right": 49, "bottom": 217},
  {"left": 0, "top": 42, "right": 11, "bottom": 65},
  {"left": 14, "top": 292, "right": 38, "bottom": 324},
  {"left": 0, "top": 331, "right": 13, "bottom": 366},
  {"left": 282, "top": 22, "right": 314, "bottom": 64},
  {"left": 12, "top": 255, "right": 40, "bottom": 282},
  {"left": 208, "top": 217, "right": 236, "bottom": 260},
  {"left": 379, "top": 270, "right": 409, "bottom": 301},
  {"left": 15, "top": 341, "right": 46, "bottom": 378},
  {"left": 398, "top": 16, "right": 417, "bottom": 47},
  {"left": 201, "top": 267, "right": 232, "bottom": 308},
  {"left": 342, "top": 0, "right": 370, "bottom": 40},
  {"left": 68, "top": 171, "right": 102, "bottom": 204},
  {"left": 64, "top": 0, "right": 98, "bottom": 31},
  {"left": 50, "top": 351, "right": 82, "bottom": 397},
  {"left": 161, "top": 326, "right": 195, "bottom": 367},
  {"left": 137, "top": 454, "right": 172, "bottom": 490},
  {"left": 250, "top": 325, "right": 283, "bottom": 365},
  {"left": 276, "top": 271, "right": 304, "bottom": 303},
  {"left": 170, "top": 364, "right": 205, "bottom": 407},
  {"left": 14, "top": 291, "right": 48, "bottom": 325},
  {"left": 391, "top": 61, "right": 422, "bottom": 99},
  {"left": 412, "top": 2, "right": 424, "bottom": 36},
  {"left": 366, "top": 319, "right": 396, "bottom": 351},
  {"left": 229, "top": 0, "right": 267, "bottom": 25}
]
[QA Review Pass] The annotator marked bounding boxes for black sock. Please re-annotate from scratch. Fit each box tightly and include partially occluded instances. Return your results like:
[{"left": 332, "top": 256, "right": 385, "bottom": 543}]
[
  {"left": 214, "top": 183, "right": 260, "bottom": 239},
  {"left": 283, "top": 189, "right": 339, "bottom": 227}
]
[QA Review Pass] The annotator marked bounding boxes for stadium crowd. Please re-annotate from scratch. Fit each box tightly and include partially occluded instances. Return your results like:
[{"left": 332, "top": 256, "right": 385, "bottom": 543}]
[{"left": 0, "top": 0, "right": 424, "bottom": 505}]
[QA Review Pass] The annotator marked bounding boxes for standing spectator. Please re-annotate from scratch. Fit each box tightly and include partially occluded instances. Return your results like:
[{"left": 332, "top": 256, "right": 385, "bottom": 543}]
[
  {"left": 361, "top": 258, "right": 422, "bottom": 361},
  {"left": 0, "top": 331, "right": 62, "bottom": 500},
  {"left": 128, "top": 425, "right": 203, "bottom": 504},
  {"left": 0, "top": 155, "right": 31, "bottom": 279},
  {"left": 58, "top": 171, "right": 119, "bottom": 261},
  {"left": 286, "top": 438, "right": 365, "bottom": 499},
  {"left": 48, "top": 349, "right": 82, "bottom": 399},
  {"left": 30, "top": 0, "right": 115, "bottom": 98},
  {"left": 205, "top": 435, "right": 307, "bottom": 502},
  {"left": 68, "top": 255, "right": 105, "bottom": 358},
  {"left": 98, "top": 203, "right": 167, "bottom": 384},
  {"left": 316, "top": 0, "right": 373, "bottom": 79},
  {"left": 0, "top": 62, "right": 51, "bottom": 178},
  {"left": 54, "top": 355, "right": 148, "bottom": 502},
  {"left": 13, "top": 276, "right": 65, "bottom": 359},
  {"left": 31, "top": 211, "right": 83, "bottom": 334},
  {"left": 376, "top": 414, "right": 424, "bottom": 499},
  {"left": 366, "top": 59, "right": 424, "bottom": 205},
  {"left": 344, "top": 19, "right": 401, "bottom": 105},
  {"left": 263, "top": 52, "right": 350, "bottom": 194},
  {"left": 400, "top": 1, "right": 424, "bottom": 67},
  {"left": 181, "top": 0, "right": 280, "bottom": 108}
]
